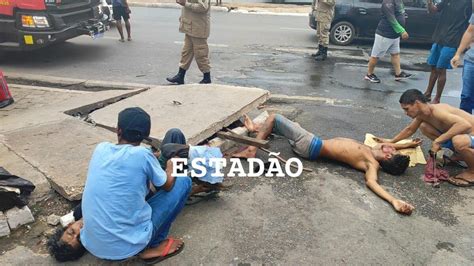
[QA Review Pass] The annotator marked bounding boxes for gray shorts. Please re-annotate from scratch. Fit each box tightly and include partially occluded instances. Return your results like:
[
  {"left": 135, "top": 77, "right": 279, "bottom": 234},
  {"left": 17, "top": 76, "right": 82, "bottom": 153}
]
[
  {"left": 273, "top": 114, "right": 322, "bottom": 160},
  {"left": 371, "top": 34, "right": 400, "bottom": 58}
]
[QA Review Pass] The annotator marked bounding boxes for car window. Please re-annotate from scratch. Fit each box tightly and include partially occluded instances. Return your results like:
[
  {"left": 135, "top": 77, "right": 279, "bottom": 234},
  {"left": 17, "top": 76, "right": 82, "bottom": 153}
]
[{"left": 404, "top": 0, "right": 427, "bottom": 8}]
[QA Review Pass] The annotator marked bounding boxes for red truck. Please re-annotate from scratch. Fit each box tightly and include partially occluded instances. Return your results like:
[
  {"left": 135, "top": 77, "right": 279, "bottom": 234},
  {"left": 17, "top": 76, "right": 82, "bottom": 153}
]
[{"left": 0, "top": 0, "right": 107, "bottom": 51}]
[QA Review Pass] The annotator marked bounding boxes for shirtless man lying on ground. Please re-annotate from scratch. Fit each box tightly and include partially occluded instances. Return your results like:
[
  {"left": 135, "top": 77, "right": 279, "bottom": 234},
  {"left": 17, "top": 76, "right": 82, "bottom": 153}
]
[
  {"left": 233, "top": 113, "right": 420, "bottom": 215},
  {"left": 376, "top": 89, "right": 474, "bottom": 187}
]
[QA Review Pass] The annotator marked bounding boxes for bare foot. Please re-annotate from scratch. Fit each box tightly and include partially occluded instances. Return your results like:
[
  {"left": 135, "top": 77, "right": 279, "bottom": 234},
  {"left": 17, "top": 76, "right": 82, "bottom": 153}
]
[
  {"left": 139, "top": 238, "right": 184, "bottom": 260},
  {"left": 127, "top": 37, "right": 132, "bottom": 41},
  {"left": 423, "top": 92, "right": 431, "bottom": 101},
  {"left": 243, "top": 114, "right": 256, "bottom": 132},
  {"left": 118, "top": 38, "right": 125, "bottom": 42},
  {"left": 231, "top": 146, "right": 257, "bottom": 158},
  {"left": 431, "top": 98, "right": 440, "bottom": 104},
  {"left": 455, "top": 171, "right": 474, "bottom": 183}
]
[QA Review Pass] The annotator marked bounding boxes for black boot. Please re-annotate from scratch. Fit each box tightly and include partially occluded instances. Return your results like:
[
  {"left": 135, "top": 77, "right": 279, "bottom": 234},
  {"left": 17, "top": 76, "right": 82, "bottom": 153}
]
[
  {"left": 199, "top": 72, "right": 211, "bottom": 84},
  {"left": 166, "top": 68, "right": 186, "bottom": 85},
  {"left": 315, "top": 46, "right": 328, "bottom": 61},
  {"left": 311, "top": 44, "right": 323, "bottom": 57}
]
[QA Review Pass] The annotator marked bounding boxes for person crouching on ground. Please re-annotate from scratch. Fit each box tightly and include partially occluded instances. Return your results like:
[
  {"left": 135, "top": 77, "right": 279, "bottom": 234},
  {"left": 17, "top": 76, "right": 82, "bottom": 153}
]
[{"left": 47, "top": 107, "right": 191, "bottom": 263}]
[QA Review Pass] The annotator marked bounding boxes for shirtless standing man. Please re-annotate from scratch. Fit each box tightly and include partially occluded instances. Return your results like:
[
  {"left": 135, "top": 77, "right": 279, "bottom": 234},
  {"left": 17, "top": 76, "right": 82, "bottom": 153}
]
[
  {"left": 233, "top": 114, "right": 418, "bottom": 215},
  {"left": 378, "top": 89, "right": 474, "bottom": 187}
]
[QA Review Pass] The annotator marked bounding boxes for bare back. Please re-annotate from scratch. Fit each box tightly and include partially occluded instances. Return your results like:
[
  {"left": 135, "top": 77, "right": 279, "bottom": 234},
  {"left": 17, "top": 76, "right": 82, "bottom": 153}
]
[
  {"left": 422, "top": 104, "right": 474, "bottom": 134},
  {"left": 319, "top": 138, "right": 377, "bottom": 172}
]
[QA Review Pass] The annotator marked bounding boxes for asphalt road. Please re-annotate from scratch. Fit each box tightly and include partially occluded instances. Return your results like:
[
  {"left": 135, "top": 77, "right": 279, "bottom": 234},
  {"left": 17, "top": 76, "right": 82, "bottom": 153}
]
[
  {"left": 0, "top": 7, "right": 472, "bottom": 265},
  {"left": 0, "top": 7, "right": 463, "bottom": 111}
]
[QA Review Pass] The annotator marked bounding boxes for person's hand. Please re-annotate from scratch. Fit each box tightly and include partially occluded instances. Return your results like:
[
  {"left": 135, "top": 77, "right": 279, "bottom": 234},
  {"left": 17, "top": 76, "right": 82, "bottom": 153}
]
[
  {"left": 392, "top": 199, "right": 414, "bottom": 215},
  {"left": 410, "top": 138, "right": 423, "bottom": 147},
  {"left": 401, "top": 32, "right": 409, "bottom": 40},
  {"left": 176, "top": 0, "right": 186, "bottom": 6},
  {"left": 372, "top": 136, "right": 392, "bottom": 143},
  {"left": 153, "top": 150, "right": 161, "bottom": 159},
  {"left": 430, "top": 141, "right": 441, "bottom": 154},
  {"left": 126, "top": 7, "right": 131, "bottom": 14},
  {"left": 451, "top": 54, "right": 461, "bottom": 68}
]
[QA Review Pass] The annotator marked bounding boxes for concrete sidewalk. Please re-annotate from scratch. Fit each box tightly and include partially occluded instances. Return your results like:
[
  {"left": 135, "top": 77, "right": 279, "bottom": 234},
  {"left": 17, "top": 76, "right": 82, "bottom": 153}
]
[{"left": 129, "top": 0, "right": 311, "bottom": 15}]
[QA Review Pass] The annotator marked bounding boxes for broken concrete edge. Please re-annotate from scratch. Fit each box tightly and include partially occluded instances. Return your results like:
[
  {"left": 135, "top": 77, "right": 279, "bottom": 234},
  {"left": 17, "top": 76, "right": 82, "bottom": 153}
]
[
  {"left": 5, "top": 72, "right": 150, "bottom": 91},
  {"left": 64, "top": 88, "right": 149, "bottom": 117},
  {"left": 127, "top": 2, "right": 307, "bottom": 16},
  {"left": 269, "top": 94, "right": 350, "bottom": 105},
  {"left": 5, "top": 206, "right": 35, "bottom": 230},
  {"left": 186, "top": 91, "right": 270, "bottom": 145}
]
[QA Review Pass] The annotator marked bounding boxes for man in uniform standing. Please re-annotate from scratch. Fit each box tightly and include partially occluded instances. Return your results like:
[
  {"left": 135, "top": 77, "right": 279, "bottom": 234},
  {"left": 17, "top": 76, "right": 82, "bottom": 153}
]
[
  {"left": 312, "top": 0, "right": 336, "bottom": 61},
  {"left": 167, "top": 0, "right": 212, "bottom": 85}
]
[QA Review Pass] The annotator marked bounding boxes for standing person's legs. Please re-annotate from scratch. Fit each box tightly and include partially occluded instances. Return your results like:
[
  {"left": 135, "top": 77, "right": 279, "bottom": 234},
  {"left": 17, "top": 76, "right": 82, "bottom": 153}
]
[
  {"left": 365, "top": 34, "right": 390, "bottom": 83},
  {"left": 192, "top": 37, "right": 210, "bottom": 73},
  {"left": 124, "top": 19, "right": 131, "bottom": 41},
  {"left": 146, "top": 176, "right": 192, "bottom": 248},
  {"left": 431, "top": 46, "right": 456, "bottom": 103},
  {"left": 368, "top": 57, "right": 379, "bottom": 75},
  {"left": 425, "top": 43, "right": 441, "bottom": 99},
  {"left": 390, "top": 53, "right": 401, "bottom": 75},
  {"left": 432, "top": 68, "right": 446, "bottom": 104},
  {"left": 460, "top": 60, "right": 474, "bottom": 114}
]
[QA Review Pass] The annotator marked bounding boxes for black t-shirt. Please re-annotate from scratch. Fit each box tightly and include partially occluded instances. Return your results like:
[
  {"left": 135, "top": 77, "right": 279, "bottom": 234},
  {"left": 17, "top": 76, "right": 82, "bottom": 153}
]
[
  {"left": 432, "top": 0, "right": 472, "bottom": 48},
  {"left": 376, "top": 0, "right": 407, "bottom": 39}
]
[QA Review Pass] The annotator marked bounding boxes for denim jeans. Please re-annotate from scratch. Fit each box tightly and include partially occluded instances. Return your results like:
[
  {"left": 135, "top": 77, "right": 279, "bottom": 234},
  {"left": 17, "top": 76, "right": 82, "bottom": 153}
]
[
  {"left": 147, "top": 176, "right": 191, "bottom": 247},
  {"left": 460, "top": 60, "right": 474, "bottom": 114},
  {"left": 161, "top": 128, "right": 186, "bottom": 148}
]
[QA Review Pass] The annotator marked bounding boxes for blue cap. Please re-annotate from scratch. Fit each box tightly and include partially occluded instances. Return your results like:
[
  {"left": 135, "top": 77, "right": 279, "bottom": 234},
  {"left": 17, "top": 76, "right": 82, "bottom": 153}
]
[{"left": 117, "top": 107, "right": 151, "bottom": 142}]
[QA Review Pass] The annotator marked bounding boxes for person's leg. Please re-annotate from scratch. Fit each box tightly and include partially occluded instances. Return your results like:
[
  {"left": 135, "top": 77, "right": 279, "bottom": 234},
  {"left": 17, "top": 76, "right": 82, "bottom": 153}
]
[
  {"left": 390, "top": 53, "right": 401, "bottom": 75},
  {"left": 451, "top": 135, "right": 474, "bottom": 183},
  {"left": 419, "top": 122, "right": 442, "bottom": 140},
  {"left": 425, "top": 43, "right": 443, "bottom": 100},
  {"left": 115, "top": 18, "right": 124, "bottom": 41},
  {"left": 367, "top": 57, "right": 378, "bottom": 75},
  {"left": 146, "top": 176, "right": 192, "bottom": 249},
  {"left": 179, "top": 34, "right": 194, "bottom": 71},
  {"left": 432, "top": 68, "right": 446, "bottom": 104},
  {"left": 424, "top": 66, "right": 438, "bottom": 100},
  {"left": 460, "top": 60, "right": 474, "bottom": 114},
  {"left": 161, "top": 128, "right": 186, "bottom": 148},
  {"left": 192, "top": 37, "right": 211, "bottom": 83},
  {"left": 124, "top": 19, "right": 131, "bottom": 41},
  {"left": 232, "top": 114, "right": 278, "bottom": 158}
]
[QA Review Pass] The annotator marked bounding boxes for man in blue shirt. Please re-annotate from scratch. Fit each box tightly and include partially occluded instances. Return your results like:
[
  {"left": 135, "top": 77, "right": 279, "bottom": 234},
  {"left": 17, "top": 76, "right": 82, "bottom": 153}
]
[
  {"left": 452, "top": 14, "right": 474, "bottom": 114},
  {"left": 48, "top": 107, "right": 191, "bottom": 263}
]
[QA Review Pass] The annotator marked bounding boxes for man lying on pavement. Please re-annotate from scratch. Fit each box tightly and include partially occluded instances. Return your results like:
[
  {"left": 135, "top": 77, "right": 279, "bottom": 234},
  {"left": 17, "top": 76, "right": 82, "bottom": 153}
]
[
  {"left": 47, "top": 107, "right": 191, "bottom": 263},
  {"left": 233, "top": 113, "right": 419, "bottom": 215},
  {"left": 376, "top": 89, "right": 474, "bottom": 187}
]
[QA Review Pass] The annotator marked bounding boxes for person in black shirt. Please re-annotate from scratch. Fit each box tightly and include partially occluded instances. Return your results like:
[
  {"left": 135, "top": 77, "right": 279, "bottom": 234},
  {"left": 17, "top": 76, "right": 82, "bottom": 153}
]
[
  {"left": 365, "top": 0, "right": 412, "bottom": 83},
  {"left": 423, "top": 0, "right": 471, "bottom": 104}
]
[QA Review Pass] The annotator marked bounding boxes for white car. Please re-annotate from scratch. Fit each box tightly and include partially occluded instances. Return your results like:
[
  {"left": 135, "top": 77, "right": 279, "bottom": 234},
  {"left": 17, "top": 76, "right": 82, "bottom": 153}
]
[{"left": 100, "top": 0, "right": 114, "bottom": 23}]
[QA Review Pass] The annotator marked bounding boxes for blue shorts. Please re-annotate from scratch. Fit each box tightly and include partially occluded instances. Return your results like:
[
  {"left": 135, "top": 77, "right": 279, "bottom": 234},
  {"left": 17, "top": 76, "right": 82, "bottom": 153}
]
[
  {"left": 441, "top": 135, "right": 474, "bottom": 151},
  {"left": 427, "top": 43, "right": 456, "bottom": 69}
]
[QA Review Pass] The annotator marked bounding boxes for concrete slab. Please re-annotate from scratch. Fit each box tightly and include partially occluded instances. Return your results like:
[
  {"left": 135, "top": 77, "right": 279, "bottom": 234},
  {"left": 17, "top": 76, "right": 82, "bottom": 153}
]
[
  {"left": 0, "top": 212, "right": 9, "bottom": 237},
  {"left": 1, "top": 118, "right": 116, "bottom": 201},
  {"left": 0, "top": 84, "right": 146, "bottom": 134},
  {"left": 89, "top": 84, "right": 269, "bottom": 144},
  {"left": 0, "top": 143, "right": 51, "bottom": 204},
  {"left": 5, "top": 206, "right": 34, "bottom": 230}
]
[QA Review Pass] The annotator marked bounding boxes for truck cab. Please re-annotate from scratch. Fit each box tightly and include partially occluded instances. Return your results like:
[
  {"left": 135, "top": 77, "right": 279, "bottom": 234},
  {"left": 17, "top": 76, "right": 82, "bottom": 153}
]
[{"left": 0, "top": 0, "right": 107, "bottom": 51}]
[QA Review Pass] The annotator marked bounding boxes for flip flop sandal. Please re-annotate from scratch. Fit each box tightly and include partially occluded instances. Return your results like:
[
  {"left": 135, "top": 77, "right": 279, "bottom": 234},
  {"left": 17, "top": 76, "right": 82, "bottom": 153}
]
[
  {"left": 142, "top": 238, "right": 185, "bottom": 265},
  {"left": 186, "top": 190, "right": 220, "bottom": 205},
  {"left": 447, "top": 176, "right": 474, "bottom": 187}
]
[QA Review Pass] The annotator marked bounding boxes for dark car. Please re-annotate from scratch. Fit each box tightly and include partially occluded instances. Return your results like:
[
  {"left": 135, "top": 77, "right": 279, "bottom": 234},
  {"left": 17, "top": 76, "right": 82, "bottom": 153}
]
[{"left": 309, "top": 0, "right": 440, "bottom": 46}]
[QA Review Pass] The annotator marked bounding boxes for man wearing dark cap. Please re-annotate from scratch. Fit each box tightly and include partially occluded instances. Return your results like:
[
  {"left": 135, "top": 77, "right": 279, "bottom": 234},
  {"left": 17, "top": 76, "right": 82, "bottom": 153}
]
[{"left": 48, "top": 107, "right": 191, "bottom": 263}]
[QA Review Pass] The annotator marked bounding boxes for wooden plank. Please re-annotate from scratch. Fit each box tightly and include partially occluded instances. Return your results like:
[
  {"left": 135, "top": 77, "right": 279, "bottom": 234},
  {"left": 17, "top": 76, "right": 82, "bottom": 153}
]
[{"left": 216, "top": 131, "right": 270, "bottom": 148}]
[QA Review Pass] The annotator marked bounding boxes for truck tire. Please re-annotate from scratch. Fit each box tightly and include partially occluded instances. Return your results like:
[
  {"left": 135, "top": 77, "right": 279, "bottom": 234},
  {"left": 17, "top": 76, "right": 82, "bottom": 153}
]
[{"left": 330, "top": 21, "right": 355, "bottom": 46}]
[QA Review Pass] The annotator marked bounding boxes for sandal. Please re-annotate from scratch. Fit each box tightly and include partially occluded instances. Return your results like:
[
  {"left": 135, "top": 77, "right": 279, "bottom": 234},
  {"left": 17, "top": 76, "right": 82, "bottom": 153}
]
[
  {"left": 447, "top": 176, "right": 474, "bottom": 187},
  {"left": 186, "top": 190, "right": 219, "bottom": 205},
  {"left": 142, "top": 238, "right": 185, "bottom": 264}
]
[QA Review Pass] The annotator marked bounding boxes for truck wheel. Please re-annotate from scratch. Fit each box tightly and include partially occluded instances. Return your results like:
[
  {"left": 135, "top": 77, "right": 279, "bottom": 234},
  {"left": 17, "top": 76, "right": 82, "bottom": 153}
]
[{"left": 330, "top": 21, "right": 355, "bottom": 46}]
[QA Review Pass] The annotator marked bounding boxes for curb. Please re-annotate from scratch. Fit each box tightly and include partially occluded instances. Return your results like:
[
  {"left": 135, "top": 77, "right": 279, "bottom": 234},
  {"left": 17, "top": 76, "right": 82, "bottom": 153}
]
[{"left": 128, "top": 2, "right": 308, "bottom": 16}]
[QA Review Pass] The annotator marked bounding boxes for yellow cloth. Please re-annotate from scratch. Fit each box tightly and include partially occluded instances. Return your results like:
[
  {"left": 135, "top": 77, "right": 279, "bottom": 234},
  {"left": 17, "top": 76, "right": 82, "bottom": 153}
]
[{"left": 364, "top": 133, "right": 426, "bottom": 167}]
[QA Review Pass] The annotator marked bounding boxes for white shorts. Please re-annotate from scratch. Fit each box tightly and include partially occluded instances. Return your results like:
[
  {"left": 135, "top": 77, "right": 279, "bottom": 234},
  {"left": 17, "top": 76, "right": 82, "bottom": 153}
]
[{"left": 370, "top": 34, "right": 400, "bottom": 58}]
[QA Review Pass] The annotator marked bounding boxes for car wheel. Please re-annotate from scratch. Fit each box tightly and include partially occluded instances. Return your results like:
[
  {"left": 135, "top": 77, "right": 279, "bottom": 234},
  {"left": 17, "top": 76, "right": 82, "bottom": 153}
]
[{"left": 330, "top": 21, "right": 355, "bottom": 46}]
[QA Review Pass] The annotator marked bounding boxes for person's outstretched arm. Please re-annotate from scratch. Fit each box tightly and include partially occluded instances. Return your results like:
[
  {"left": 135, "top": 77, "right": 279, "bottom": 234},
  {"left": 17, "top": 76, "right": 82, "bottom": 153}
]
[
  {"left": 374, "top": 118, "right": 423, "bottom": 144},
  {"left": 452, "top": 22, "right": 474, "bottom": 68},
  {"left": 364, "top": 163, "right": 414, "bottom": 215},
  {"left": 177, "top": 0, "right": 209, "bottom": 13}
]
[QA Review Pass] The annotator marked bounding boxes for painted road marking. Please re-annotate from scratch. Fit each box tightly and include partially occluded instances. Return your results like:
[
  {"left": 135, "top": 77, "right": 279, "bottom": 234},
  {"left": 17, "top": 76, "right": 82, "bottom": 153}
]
[{"left": 174, "top": 41, "right": 229, "bottom": 48}]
